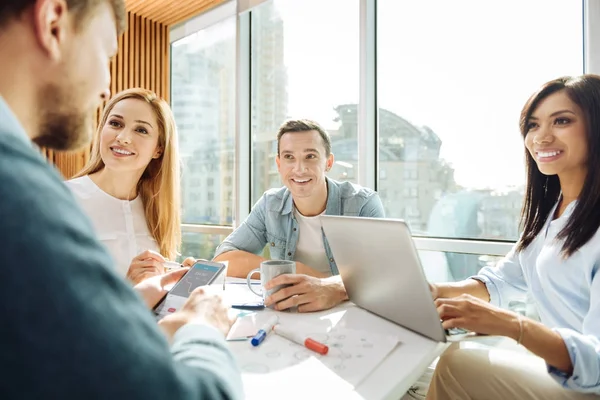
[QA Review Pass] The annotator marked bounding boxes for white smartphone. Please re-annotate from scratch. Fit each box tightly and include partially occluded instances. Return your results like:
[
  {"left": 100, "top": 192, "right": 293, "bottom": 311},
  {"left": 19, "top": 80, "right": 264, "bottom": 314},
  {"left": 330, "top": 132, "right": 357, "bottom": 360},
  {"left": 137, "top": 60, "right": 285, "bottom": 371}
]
[{"left": 153, "top": 260, "right": 226, "bottom": 321}]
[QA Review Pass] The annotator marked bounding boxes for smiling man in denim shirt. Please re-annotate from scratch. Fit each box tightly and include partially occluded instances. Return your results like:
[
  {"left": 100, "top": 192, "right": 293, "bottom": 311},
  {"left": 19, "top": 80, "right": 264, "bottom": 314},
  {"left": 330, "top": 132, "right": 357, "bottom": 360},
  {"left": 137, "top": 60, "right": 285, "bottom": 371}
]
[{"left": 214, "top": 119, "right": 385, "bottom": 312}]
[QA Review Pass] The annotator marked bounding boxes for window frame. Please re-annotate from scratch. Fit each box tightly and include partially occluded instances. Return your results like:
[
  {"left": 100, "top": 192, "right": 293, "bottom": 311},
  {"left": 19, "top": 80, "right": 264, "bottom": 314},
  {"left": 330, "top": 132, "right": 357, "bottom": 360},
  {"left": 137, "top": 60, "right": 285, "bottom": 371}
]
[{"left": 172, "top": 0, "right": 594, "bottom": 258}]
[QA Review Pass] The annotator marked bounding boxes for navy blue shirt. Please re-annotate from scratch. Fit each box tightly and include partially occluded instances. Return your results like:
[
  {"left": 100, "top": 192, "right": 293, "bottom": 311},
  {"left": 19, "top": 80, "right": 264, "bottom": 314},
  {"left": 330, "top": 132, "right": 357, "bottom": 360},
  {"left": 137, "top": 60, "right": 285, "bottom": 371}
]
[{"left": 0, "top": 96, "right": 243, "bottom": 399}]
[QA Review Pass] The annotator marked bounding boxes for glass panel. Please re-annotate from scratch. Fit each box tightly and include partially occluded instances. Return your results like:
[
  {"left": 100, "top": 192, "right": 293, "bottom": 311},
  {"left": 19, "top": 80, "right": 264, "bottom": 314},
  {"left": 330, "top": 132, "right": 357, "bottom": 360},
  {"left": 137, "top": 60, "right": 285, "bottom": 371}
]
[
  {"left": 250, "top": 0, "right": 360, "bottom": 204},
  {"left": 179, "top": 232, "right": 228, "bottom": 261},
  {"left": 377, "top": 0, "right": 583, "bottom": 240},
  {"left": 171, "top": 17, "right": 236, "bottom": 225},
  {"left": 418, "top": 250, "right": 503, "bottom": 283}
]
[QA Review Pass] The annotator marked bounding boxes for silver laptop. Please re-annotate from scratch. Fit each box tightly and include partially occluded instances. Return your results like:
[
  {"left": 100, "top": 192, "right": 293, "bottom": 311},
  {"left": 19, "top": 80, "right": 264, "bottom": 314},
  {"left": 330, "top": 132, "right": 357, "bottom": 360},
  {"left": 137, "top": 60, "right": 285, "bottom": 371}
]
[{"left": 321, "top": 215, "right": 455, "bottom": 343}]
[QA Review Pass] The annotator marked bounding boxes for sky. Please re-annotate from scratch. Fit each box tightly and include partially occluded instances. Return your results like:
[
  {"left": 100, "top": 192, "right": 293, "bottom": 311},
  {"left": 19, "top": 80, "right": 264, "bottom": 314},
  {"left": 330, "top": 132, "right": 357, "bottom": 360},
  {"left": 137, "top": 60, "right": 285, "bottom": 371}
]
[{"left": 273, "top": 0, "right": 583, "bottom": 189}]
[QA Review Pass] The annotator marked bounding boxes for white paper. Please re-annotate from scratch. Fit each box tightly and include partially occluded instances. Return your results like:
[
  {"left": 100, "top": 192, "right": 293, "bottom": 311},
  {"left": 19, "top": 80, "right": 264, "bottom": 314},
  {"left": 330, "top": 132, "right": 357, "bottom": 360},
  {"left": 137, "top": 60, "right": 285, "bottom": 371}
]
[
  {"left": 226, "top": 311, "right": 263, "bottom": 341},
  {"left": 221, "top": 283, "right": 263, "bottom": 308},
  {"left": 232, "top": 322, "right": 400, "bottom": 387},
  {"left": 241, "top": 357, "right": 359, "bottom": 400}
]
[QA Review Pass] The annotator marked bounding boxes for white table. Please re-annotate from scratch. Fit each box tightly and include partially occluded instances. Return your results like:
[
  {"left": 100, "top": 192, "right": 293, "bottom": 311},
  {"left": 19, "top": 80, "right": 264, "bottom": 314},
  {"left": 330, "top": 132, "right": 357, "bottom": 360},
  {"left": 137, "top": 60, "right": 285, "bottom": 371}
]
[{"left": 224, "top": 287, "right": 447, "bottom": 400}]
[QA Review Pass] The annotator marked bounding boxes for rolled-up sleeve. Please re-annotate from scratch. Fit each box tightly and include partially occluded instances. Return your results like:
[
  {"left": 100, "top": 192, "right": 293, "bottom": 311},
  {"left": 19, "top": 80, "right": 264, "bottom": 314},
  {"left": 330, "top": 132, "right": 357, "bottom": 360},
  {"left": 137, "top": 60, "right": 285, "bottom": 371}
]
[
  {"left": 548, "top": 271, "right": 600, "bottom": 393},
  {"left": 214, "top": 195, "right": 269, "bottom": 258},
  {"left": 470, "top": 245, "right": 527, "bottom": 308}
]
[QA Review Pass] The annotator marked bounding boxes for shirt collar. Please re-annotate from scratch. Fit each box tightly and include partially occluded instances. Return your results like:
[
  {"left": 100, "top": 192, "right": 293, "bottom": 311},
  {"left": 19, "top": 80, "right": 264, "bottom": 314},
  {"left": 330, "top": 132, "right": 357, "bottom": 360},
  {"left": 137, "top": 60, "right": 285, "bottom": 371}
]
[
  {"left": 280, "top": 177, "right": 340, "bottom": 216},
  {"left": 0, "top": 95, "right": 33, "bottom": 147},
  {"left": 0, "top": 95, "right": 32, "bottom": 147},
  {"left": 546, "top": 195, "right": 578, "bottom": 227},
  {"left": 324, "top": 177, "right": 341, "bottom": 215}
]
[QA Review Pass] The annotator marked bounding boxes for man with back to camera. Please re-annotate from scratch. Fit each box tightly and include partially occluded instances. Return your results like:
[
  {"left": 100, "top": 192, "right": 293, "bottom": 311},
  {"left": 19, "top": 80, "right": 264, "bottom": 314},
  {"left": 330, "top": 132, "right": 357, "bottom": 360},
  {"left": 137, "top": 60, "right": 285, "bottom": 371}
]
[
  {"left": 214, "top": 119, "right": 385, "bottom": 312},
  {"left": 0, "top": 0, "right": 243, "bottom": 398}
]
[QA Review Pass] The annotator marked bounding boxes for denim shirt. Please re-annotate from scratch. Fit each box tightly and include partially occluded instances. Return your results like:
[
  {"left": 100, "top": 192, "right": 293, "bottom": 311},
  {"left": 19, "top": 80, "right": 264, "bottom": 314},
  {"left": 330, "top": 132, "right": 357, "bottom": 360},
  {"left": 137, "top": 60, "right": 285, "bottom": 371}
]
[{"left": 214, "top": 178, "right": 385, "bottom": 275}]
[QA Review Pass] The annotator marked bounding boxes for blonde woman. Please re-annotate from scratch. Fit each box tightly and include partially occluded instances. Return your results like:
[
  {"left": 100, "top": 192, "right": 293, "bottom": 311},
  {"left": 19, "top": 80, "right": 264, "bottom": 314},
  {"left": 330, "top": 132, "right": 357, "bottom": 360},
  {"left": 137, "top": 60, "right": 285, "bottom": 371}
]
[{"left": 66, "top": 88, "right": 192, "bottom": 284}]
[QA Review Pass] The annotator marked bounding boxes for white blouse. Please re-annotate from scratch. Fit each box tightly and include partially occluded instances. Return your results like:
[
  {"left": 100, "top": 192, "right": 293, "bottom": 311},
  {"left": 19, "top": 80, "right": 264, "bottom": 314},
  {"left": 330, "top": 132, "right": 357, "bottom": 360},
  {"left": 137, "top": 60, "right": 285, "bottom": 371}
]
[{"left": 65, "top": 175, "right": 159, "bottom": 276}]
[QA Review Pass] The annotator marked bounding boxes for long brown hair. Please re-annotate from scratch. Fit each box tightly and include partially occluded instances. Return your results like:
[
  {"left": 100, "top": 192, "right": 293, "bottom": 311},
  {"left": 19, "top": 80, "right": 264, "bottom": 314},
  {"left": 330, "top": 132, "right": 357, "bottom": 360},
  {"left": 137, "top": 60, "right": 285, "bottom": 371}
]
[
  {"left": 74, "top": 88, "right": 181, "bottom": 260},
  {"left": 517, "top": 75, "right": 600, "bottom": 256}
]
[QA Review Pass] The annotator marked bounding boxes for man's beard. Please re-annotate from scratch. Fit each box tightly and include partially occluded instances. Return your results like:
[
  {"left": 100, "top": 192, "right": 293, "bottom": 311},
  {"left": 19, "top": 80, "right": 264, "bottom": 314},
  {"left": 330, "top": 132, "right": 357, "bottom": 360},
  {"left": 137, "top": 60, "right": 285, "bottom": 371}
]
[{"left": 32, "top": 84, "right": 96, "bottom": 151}]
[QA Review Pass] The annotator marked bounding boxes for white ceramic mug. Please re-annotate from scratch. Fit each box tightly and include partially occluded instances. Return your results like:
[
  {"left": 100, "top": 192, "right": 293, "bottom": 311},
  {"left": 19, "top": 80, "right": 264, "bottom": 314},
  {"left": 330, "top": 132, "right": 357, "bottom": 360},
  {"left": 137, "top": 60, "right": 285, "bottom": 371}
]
[{"left": 246, "top": 260, "right": 296, "bottom": 303}]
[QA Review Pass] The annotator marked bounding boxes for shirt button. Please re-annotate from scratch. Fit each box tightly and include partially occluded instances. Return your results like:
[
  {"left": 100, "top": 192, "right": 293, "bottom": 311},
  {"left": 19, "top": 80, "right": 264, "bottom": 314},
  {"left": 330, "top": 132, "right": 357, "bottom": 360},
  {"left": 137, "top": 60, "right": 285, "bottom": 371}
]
[
  {"left": 293, "top": 228, "right": 297, "bottom": 231},
  {"left": 271, "top": 242, "right": 275, "bottom": 247},
  {"left": 329, "top": 257, "right": 334, "bottom": 262},
  {"left": 287, "top": 252, "right": 292, "bottom": 256}
]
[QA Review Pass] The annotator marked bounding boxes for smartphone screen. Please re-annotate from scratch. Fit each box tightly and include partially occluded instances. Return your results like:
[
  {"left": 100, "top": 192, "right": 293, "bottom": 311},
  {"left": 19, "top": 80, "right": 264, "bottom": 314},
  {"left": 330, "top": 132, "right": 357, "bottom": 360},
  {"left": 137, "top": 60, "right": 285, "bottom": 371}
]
[{"left": 153, "top": 262, "right": 224, "bottom": 320}]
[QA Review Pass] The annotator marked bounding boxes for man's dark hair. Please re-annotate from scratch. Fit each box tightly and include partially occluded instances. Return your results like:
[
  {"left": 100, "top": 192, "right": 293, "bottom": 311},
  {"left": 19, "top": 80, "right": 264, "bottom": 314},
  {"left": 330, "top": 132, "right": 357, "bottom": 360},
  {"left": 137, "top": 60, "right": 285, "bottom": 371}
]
[
  {"left": 0, "top": 0, "right": 126, "bottom": 34},
  {"left": 276, "top": 119, "right": 332, "bottom": 156}
]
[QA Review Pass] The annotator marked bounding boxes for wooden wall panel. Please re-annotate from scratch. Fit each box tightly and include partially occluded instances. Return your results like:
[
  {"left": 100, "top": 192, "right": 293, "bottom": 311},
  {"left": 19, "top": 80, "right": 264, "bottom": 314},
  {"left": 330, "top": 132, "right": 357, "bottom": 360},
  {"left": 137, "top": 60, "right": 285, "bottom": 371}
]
[
  {"left": 125, "top": 0, "right": 224, "bottom": 26},
  {"left": 46, "top": 12, "right": 170, "bottom": 179}
]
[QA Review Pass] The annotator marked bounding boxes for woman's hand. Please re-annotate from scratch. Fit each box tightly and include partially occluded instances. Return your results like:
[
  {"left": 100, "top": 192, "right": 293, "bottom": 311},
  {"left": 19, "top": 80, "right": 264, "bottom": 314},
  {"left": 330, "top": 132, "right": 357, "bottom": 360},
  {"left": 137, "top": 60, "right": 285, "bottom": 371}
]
[
  {"left": 182, "top": 257, "right": 199, "bottom": 267},
  {"left": 429, "top": 283, "right": 439, "bottom": 300},
  {"left": 126, "top": 250, "right": 166, "bottom": 285},
  {"left": 435, "top": 294, "right": 521, "bottom": 339}
]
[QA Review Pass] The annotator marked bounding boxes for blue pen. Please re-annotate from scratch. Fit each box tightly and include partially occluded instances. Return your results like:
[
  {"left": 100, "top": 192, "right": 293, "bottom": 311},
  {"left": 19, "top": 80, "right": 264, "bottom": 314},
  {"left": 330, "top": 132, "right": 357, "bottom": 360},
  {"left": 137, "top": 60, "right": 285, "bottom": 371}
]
[{"left": 250, "top": 315, "right": 279, "bottom": 347}]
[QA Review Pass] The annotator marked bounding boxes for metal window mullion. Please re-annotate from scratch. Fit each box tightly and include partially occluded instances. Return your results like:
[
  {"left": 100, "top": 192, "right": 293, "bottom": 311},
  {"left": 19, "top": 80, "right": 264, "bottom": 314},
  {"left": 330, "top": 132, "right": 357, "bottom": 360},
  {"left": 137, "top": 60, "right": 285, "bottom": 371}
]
[
  {"left": 413, "top": 237, "right": 514, "bottom": 257},
  {"left": 584, "top": 0, "right": 600, "bottom": 74},
  {"left": 181, "top": 224, "right": 234, "bottom": 235},
  {"left": 358, "top": 0, "right": 377, "bottom": 190},
  {"left": 234, "top": 6, "right": 252, "bottom": 228}
]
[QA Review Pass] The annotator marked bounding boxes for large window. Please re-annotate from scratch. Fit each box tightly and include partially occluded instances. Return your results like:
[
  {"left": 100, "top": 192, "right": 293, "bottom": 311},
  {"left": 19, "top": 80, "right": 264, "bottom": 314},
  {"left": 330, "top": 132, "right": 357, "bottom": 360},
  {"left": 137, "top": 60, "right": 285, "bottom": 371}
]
[
  {"left": 179, "top": 233, "right": 228, "bottom": 261},
  {"left": 171, "top": 0, "right": 588, "bottom": 269},
  {"left": 171, "top": 17, "right": 236, "bottom": 226},
  {"left": 377, "top": 0, "right": 583, "bottom": 240},
  {"left": 250, "top": 0, "right": 360, "bottom": 204}
]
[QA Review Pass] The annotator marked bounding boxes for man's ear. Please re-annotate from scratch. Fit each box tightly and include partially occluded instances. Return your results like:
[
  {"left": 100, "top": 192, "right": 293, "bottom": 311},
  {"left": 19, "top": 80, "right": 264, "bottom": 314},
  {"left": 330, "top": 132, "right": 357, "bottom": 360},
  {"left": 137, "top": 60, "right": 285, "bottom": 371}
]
[
  {"left": 326, "top": 152, "right": 334, "bottom": 171},
  {"left": 275, "top": 155, "right": 281, "bottom": 172},
  {"left": 33, "top": 0, "right": 70, "bottom": 62}
]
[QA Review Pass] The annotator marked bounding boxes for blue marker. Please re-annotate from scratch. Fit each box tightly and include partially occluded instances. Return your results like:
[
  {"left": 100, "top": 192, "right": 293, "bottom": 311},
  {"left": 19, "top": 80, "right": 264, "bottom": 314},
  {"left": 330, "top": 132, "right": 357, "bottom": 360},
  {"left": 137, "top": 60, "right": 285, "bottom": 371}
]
[{"left": 250, "top": 315, "right": 279, "bottom": 347}]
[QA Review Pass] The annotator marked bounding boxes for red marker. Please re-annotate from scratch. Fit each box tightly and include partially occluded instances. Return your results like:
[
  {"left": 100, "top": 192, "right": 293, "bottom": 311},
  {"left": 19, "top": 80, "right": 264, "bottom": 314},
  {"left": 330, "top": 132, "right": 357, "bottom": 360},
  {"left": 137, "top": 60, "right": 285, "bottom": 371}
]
[{"left": 272, "top": 324, "right": 329, "bottom": 355}]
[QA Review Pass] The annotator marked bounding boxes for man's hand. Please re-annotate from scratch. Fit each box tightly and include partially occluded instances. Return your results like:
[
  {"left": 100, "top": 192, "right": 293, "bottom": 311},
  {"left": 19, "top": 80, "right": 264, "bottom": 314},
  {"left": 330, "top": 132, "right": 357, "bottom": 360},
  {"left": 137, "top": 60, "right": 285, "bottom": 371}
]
[
  {"left": 133, "top": 267, "right": 189, "bottom": 309},
  {"left": 126, "top": 250, "right": 166, "bottom": 284},
  {"left": 158, "top": 286, "right": 236, "bottom": 341},
  {"left": 263, "top": 274, "right": 348, "bottom": 312}
]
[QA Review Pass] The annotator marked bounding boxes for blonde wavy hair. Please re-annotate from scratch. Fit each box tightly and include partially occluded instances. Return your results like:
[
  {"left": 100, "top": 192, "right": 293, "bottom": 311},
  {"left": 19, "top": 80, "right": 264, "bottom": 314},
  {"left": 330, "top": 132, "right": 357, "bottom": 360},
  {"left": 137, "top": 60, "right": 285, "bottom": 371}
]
[{"left": 74, "top": 88, "right": 181, "bottom": 260}]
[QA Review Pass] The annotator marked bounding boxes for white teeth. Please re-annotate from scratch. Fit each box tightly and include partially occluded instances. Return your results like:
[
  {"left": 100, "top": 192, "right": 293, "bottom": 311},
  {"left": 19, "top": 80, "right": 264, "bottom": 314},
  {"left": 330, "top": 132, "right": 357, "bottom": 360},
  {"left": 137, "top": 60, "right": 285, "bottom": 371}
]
[
  {"left": 112, "top": 148, "right": 133, "bottom": 155},
  {"left": 537, "top": 150, "right": 561, "bottom": 158},
  {"left": 293, "top": 179, "right": 309, "bottom": 183}
]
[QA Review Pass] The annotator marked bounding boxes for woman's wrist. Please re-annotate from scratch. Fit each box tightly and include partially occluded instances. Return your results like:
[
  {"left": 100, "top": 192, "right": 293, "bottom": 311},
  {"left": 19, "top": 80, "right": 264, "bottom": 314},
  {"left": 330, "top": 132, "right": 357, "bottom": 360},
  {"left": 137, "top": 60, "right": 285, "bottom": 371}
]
[{"left": 501, "top": 312, "right": 524, "bottom": 343}]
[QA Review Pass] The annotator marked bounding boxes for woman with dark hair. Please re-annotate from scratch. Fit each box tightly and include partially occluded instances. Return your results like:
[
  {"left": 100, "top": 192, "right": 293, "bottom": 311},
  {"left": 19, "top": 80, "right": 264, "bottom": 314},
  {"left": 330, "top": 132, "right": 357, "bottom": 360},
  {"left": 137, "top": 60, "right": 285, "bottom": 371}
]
[{"left": 426, "top": 75, "right": 600, "bottom": 399}]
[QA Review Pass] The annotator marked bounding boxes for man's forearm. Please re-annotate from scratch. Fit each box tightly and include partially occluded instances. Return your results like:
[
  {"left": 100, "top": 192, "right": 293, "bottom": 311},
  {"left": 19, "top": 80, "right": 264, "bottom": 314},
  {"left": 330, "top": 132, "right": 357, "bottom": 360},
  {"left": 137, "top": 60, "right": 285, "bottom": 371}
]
[
  {"left": 296, "top": 262, "right": 329, "bottom": 278},
  {"left": 214, "top": 250, "right": 266, "bottom": 278},
  {"left": 170, "top": 324, "right": 244, "bottom": 399},
  {"left": 215, "top": 250, "right": 331, "bottom": 279}
]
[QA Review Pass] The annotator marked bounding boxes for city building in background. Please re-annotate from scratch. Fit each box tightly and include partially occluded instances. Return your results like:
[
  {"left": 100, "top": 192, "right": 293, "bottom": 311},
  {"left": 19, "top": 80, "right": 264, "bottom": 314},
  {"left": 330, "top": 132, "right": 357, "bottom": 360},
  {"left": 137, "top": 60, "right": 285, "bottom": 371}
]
[
  {"left": 171, "top": 17, "right": 236, "bottom": 258},
  {"left": 169, "top": 0, "right": 581, "bottom": 279}
]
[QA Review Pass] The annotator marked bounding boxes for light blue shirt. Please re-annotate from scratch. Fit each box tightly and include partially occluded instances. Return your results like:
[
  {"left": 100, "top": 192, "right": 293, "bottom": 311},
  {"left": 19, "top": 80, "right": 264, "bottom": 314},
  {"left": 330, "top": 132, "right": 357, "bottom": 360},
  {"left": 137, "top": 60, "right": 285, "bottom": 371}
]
[
  {"left": 214, "top": 178, "right": 385, "bottom": 275},
  {"left": 473, "top": 200, "right": 600, "bottom": 394}
]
